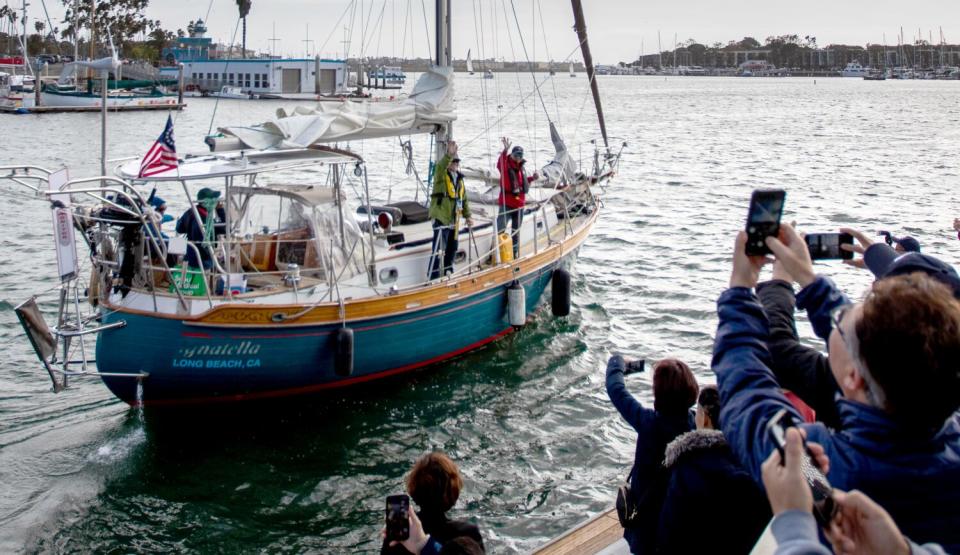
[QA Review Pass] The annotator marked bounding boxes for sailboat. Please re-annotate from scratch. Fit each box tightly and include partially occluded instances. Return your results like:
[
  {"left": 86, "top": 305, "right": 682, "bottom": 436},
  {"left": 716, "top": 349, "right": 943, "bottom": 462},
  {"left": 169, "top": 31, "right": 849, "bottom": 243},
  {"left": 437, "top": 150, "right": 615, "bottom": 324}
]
[
  {"left": 4, "top": 0, "right": 619, "bottom": 407},
  {"left": 466, "top": 49, "right": 474, "bottom": 75},
  {"left": 569, "top": 61, "right": 576, "bottom": 77}
]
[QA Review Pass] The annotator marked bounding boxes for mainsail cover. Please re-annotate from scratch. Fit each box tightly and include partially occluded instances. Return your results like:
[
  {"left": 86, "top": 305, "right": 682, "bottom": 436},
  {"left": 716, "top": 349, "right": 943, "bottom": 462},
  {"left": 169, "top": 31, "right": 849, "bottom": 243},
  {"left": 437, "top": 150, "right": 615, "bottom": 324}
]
[{"left": 215, "top": 67, "right": 455, "bottom": 150}]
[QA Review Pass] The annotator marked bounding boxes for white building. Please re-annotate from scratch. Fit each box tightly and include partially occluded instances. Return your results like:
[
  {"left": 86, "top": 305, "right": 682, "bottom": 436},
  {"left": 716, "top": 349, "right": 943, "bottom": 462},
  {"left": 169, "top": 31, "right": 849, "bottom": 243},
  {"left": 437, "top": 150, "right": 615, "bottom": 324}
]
[{"left": 160, "top": 58, "right": 349, "bottom": 96}]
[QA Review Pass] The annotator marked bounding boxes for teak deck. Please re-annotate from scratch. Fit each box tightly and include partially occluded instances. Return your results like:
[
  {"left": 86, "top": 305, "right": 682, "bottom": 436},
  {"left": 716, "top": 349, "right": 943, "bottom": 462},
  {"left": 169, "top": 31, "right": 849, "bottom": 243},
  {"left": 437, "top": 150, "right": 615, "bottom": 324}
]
[{"left": 533, "top": 508, "right": 624, "bottom": 555}]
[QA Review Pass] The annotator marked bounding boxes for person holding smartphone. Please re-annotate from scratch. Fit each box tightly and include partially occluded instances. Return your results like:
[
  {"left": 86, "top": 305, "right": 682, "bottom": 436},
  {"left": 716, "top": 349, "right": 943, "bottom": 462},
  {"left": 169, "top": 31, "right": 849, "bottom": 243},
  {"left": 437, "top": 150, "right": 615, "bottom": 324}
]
[
  {"left": 605, "top": 355, "right": 697, "bottom": 554},
  {"left": 714, "top": 221, "right": 960, "bottom": 551},
  {"left": 381, "top": 452, "right": 483, "bottom": 555}
]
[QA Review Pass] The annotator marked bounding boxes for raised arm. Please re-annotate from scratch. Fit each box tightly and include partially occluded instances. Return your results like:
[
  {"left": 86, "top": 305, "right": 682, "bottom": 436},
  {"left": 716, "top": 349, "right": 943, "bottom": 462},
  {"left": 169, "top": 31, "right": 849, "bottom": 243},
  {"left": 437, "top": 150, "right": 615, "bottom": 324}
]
[{"left": 605, "top": 355, "right": 655, "bottom": 432}]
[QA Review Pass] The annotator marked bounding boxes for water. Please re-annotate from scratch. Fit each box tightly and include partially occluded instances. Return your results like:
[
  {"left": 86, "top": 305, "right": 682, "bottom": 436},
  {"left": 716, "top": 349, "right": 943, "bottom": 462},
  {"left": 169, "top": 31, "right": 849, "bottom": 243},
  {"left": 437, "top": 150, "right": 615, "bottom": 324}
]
[{"left": 1, "top": 75, "right": 959, "bottom": 553}]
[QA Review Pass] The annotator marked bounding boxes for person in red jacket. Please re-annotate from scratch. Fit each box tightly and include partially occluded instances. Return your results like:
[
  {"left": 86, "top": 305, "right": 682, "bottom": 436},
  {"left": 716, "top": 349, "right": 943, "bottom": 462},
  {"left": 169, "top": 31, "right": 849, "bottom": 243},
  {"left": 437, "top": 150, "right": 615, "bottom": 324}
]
[{"left": 496, "top": 137, "right": 538, "bottom": 259}]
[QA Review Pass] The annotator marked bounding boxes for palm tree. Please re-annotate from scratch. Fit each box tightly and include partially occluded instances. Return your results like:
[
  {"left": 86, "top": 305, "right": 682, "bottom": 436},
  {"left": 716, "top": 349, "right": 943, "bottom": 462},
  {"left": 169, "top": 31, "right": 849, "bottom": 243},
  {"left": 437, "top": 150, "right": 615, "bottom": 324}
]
[{"left": 236, "top": 0, "right": 251, "bottom": 57}]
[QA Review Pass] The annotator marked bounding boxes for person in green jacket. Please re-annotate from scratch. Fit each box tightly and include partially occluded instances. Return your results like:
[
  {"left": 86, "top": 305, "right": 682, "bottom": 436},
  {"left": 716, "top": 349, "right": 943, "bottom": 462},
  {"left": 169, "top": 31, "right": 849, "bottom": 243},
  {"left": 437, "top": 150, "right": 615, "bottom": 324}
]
[{"left": 428, "top": 140, "right": 473, "bottom": 280}]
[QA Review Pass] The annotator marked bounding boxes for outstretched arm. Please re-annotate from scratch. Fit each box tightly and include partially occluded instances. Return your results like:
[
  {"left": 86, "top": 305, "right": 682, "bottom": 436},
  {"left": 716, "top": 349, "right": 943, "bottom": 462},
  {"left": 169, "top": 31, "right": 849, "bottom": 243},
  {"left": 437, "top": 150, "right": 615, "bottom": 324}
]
[{"left": 605, "top": 355, "right": 655, "bottom": 432}]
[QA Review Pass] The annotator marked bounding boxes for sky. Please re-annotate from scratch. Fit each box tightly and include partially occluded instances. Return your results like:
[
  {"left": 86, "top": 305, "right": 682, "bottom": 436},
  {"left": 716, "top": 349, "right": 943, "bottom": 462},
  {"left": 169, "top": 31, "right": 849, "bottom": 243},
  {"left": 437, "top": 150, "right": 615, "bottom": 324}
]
[{"left": 26, "top": 0, "right": 960, "bottom": 64}]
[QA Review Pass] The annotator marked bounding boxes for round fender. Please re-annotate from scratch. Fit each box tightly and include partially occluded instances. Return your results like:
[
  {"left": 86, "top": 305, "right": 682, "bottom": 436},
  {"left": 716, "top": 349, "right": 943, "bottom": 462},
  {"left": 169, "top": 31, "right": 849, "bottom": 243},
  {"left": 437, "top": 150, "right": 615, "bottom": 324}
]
[
  {"left": 334, "top": 327, "right": 354, "bottom": 377},
  {"left": 507, "top": 281, "right": 526, "bottom": 328},
  {"left": 551, "top": 268, "right": 571, "bottom": 317}
]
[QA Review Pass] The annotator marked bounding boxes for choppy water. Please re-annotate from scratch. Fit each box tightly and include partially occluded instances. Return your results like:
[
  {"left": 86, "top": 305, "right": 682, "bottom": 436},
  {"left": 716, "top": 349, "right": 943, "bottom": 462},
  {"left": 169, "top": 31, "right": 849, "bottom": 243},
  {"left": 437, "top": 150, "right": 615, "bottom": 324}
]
[{"left": 1, "top": 75, "right": 959, "bottom": 553}]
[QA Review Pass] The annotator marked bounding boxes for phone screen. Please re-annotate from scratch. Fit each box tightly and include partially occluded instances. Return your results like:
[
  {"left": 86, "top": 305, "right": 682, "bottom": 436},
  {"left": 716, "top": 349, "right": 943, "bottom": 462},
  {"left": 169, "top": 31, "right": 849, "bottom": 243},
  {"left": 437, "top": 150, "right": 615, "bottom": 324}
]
[
  {"left": 805, "top": 233, "right": 854, "bottom": 260},
  {"left": 385, "top": 494, "right": 410, "bottom": 541},
  {"left": 745, "top": 189, "right": 786, "bottom": 256}
]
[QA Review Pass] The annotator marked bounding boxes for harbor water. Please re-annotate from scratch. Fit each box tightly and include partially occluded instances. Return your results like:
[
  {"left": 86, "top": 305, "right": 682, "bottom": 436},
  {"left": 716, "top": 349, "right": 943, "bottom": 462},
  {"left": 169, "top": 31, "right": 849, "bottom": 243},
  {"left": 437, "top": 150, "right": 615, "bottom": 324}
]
[{"left": 1, "top": 75, "right": 958, "bottom": 552}]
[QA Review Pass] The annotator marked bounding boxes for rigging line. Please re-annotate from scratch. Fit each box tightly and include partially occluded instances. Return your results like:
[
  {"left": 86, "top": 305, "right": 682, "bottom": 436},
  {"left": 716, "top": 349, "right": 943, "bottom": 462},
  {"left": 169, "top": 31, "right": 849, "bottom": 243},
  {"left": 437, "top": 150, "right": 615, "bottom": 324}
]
[
  {"left": 499, "top": 0, "right": 531, "bottom": 148},
  {"left": 460, "top": 70, "right": 555, "bottom": 150},
  {"left": 204, "top": 0, "right": 214, "bottom": 23},
  {"left": 206, "top": 17, "right": 242, "bottom": 137},
  {"left": 317, "top": 1, "right": 356, "bottom": 56},
  {"left": 37, "top": 0, "right": 60, "bottom": 54},
  {"left": 419, "top": 0, "right": 431, "bottom": 61},
  {"left": 536, "top": 0, "right": 562, "bottom": 128},
  {"left": 491, "top": 0, "right": 502, "bottom": 139},
  {"left": 471, "top": 0, "right": 492, "bottom": 170},
  {"left": 399, "top": 0, "right": 411, "bottom": 60},
  {"left": 364, "top": 0, "right": 388, "bottom": 58},
  {"left": 507, "top": 0, "right": 551, "bottom": 123}
]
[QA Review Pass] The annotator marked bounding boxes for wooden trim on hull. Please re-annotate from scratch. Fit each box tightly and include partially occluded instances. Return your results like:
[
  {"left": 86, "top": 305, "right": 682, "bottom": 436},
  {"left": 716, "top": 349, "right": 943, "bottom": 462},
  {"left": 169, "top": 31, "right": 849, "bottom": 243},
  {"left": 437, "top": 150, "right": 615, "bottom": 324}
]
[{"left": 102, "top": 207, "right": 598, "bottom": 328}]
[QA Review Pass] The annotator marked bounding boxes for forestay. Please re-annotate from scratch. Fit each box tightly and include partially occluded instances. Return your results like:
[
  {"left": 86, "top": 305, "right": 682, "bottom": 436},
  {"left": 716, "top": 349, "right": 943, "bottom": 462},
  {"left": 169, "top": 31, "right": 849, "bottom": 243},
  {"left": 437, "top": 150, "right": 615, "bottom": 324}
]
[{"left": 211, "top": 67, "right": 456, "bottom": 151}]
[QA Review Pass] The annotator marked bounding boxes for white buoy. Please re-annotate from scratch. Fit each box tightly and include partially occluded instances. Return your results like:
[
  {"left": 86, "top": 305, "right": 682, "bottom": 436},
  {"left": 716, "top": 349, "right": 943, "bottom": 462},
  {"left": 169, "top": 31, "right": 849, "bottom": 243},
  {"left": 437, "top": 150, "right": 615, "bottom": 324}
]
[{"left": 508, "top": 282, "right": 526, "bottom": 327}]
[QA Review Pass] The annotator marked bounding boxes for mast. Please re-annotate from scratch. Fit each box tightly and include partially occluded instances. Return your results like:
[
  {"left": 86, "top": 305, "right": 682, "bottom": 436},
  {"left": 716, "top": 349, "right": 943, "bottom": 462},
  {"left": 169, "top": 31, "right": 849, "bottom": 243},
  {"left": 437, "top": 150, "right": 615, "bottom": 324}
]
[
  {"left": 433, "top": 0, "right": 451, "bottom": 162},
  {"left": 571, "top": 0, "right": 608, "bottom": 151}
]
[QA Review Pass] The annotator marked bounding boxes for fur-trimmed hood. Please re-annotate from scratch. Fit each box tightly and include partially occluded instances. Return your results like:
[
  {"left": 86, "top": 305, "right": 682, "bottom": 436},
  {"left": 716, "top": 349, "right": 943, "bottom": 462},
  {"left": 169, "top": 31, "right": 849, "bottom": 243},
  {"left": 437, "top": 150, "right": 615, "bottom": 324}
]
[{"left": 663, "top": 429, "right": 727, "bottom": 468}]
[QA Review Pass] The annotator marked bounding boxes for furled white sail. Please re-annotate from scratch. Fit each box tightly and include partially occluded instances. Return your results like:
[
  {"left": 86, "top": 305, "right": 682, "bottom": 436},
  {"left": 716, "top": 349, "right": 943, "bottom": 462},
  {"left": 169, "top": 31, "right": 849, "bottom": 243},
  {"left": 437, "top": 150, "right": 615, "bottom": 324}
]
[
  {"left": 212, "top": 67, "right": 455, "bottom": 151},
  {"left": 466, "top": 49, "right": 474, "bottom": 73}
]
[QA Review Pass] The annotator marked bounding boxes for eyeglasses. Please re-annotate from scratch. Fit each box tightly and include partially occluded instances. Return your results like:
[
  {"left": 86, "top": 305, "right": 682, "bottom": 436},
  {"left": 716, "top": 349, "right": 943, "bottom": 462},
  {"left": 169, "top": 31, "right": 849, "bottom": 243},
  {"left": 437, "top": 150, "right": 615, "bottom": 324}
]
[{"left": 830, "top": 304, "right": 852, "bottom": 341}]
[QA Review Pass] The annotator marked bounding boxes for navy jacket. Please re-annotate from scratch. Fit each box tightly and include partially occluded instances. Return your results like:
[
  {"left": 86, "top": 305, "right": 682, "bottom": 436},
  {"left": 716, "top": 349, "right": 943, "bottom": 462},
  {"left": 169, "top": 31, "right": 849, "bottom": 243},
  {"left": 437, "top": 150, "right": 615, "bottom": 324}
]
[
  {"left": 606, "top": 356, "right": 694, "bottom": 554},
  {"left": 713, "top": 280, "right": 960, "bottom": 551},
  {"left": 756, "top": 280, "right": 841, "bottom": 429},
  {"left": 657, "top": 429, "right": 771, "bottom": 554}
]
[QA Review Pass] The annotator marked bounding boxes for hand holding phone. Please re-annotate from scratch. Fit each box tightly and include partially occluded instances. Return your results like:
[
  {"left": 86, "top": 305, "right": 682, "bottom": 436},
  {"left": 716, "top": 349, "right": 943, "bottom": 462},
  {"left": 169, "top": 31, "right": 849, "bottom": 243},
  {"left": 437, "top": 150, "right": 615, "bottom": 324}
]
[
  {"left": 805, "top": 232, "right": 853, "bottom": 260},
  {"left": 385, "top": 494, "right": 410, "bottom": 542},
  {"left": 745, "top": 189, "right": 786, "bottom": 256},
  {"left": 765, "top": 409, "right": 836, "bottom": 526},
  {"left": 623, "top": 359, "right": 645, "bottom": 376}
]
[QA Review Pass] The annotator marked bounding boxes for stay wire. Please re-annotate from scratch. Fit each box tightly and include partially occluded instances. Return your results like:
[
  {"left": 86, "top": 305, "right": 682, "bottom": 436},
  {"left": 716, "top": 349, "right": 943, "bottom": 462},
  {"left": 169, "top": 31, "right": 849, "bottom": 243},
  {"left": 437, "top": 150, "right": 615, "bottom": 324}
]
[
  {"left": 471, "top": 0, "right": 492, "bottom": 169},
  {"left": 206, "top": 17, "right": 242, "bottom": 137},
  {"left": 508, "top": 0, "right": 551, "bottom": 124},
  {"left": 317, "top": 1, "right": 356, "bottom": 56},
  {"left": 499, "top": 0, "right": 531, "bottom": 148},
  {"left": 419, "top": 0, "right": 432, "bottom": 61},
  {"left": 537, "top": 0, "right": 562, "bottom": 128}
]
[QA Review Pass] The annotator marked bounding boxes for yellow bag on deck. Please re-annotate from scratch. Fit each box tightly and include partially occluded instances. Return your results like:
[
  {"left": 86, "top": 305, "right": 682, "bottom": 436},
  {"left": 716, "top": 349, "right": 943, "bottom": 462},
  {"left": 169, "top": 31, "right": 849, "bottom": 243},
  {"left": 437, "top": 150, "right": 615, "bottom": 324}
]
[{"left": 498, "top": 232, "right": 514, "bottom": 263}]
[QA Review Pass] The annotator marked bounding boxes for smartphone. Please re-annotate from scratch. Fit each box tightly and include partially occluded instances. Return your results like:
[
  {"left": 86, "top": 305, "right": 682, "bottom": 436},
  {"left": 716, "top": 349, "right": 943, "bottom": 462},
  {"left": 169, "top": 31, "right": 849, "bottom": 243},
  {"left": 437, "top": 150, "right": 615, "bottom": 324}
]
[
  {"left": 804, "top": 232, "right": 854, "bottom": 261},
  {"left": 623, "top": 359, "right": 645, "bottom": 376},
  {"left": 744, "top": 189, "right": 786, "bottom": 256},
  {"left": 766, "top": 409, "right": 837, "bottom": 526},
  {"left": 385, "top": 494, "right": 410, "bottom": 542}
]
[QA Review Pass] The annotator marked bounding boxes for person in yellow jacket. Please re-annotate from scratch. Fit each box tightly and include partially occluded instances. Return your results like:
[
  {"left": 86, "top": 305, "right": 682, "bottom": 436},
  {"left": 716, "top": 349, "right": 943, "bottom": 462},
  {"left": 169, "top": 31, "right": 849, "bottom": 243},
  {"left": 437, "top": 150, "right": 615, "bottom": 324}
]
[{"left": 428, "top": 140, "right": 473, "bottom": 280}]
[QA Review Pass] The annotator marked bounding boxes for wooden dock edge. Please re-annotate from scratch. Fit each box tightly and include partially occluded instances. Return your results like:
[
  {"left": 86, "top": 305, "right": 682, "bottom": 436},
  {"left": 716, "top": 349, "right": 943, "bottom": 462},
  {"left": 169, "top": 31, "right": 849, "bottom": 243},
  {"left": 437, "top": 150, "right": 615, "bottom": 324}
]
[{"left": 531, "top": 508, "right": 625, "bottom": 555}]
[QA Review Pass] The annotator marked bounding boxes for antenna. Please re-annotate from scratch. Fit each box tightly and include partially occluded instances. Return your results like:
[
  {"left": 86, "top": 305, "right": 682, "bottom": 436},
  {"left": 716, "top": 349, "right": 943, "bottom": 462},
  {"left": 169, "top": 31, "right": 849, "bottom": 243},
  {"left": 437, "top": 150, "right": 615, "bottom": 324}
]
[
  {"left": 302, "top": 23, "right": 314, "bottom": 57},
  {"left": 268, "top": 21, "right": 281, "bottom": 58}
]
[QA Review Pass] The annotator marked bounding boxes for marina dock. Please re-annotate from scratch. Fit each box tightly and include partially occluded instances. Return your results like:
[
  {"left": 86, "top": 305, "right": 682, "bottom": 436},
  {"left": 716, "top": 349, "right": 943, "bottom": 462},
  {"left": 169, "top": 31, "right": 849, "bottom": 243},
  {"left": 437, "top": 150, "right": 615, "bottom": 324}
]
[
  {"left": 532, "top": 508, "right": 627, "bottom": 555},
  {"left": 0, "top": 103, "right": 186, "bottom": 114}
]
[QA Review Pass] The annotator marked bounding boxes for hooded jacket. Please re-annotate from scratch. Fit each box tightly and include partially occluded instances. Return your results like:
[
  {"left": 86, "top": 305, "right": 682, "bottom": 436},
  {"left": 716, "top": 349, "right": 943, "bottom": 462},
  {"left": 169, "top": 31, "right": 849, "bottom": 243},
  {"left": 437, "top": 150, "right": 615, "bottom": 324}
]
[
  {"left": 497, "top": 149, "right": 534, "bottom": 209},
  {"left": 606, "top": 355, "right": 694, "bottom": 555},
  {"left": 429, "top": 154, "right": 471, "bottom": 226},
  {"left": 656, "top": 429, "right": 771, "bottom": 554},
  {"left": 713, "top": 281, "right": 960, "bottom": 551}
]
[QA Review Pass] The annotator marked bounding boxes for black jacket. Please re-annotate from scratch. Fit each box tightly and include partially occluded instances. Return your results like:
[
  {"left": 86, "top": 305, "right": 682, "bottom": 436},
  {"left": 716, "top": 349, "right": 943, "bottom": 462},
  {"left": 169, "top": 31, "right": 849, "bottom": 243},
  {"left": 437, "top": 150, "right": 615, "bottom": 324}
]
[
  {"left": 756, "top": 279, "right": 841, "bottom": 429},
  {"left": 606, "top": 356, "right": 695, "bottom": 554},
  {"left": 656, "top": 429, "right": 771, "bottom": 554},
  {"left": 175, "top": 205, "right": 226, "bottom": 267},
  {"left": 381, "top": 511, "right": 483, "bottom": 555}
]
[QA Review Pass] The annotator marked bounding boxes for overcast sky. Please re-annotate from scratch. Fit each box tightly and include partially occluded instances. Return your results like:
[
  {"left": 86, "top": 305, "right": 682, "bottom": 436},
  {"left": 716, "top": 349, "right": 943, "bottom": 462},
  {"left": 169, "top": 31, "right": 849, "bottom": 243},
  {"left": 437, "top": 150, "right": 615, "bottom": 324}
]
[{"left": 31, "top": 0, "right": 960, "bottom": 63}]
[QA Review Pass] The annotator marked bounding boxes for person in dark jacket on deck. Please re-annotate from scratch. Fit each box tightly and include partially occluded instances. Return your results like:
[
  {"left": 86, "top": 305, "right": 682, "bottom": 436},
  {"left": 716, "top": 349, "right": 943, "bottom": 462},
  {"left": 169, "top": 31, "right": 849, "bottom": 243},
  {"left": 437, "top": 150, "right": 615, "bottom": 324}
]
[
  {"left": 428, "top": 140, "right": 473, "bottom": 280},
  {"left": 714, "top": 224, "right": 960, "bottom": 551},
  {"left": 656, "top": 385, "right": 771, "bottom": 554},
  {"left": 606, "top": 356, "right": 697, "bottom": 554},
  {"left": 175, "top": 187, "right": 226, "bottom": 269},
  {"left": 496, "top": 137, "right": 538, "bottom": 260}
]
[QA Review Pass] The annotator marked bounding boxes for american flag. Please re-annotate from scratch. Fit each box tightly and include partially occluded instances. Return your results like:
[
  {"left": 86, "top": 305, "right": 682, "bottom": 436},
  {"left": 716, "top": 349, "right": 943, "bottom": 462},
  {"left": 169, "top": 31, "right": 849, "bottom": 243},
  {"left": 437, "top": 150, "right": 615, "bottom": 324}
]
[{"left": 137, "top": 115, "right": 178, "bottom": 178}]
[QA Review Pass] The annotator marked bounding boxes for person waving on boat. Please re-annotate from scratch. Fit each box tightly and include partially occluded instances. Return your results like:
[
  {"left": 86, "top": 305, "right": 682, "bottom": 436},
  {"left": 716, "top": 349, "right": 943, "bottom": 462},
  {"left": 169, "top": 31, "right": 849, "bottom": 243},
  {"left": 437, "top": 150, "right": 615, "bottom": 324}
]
[
  {"left": 428, "top": 140, "right": 473, "bottom": 280},
  {"left": 497, "top": 137, "right": 538, "bottom": 260}
]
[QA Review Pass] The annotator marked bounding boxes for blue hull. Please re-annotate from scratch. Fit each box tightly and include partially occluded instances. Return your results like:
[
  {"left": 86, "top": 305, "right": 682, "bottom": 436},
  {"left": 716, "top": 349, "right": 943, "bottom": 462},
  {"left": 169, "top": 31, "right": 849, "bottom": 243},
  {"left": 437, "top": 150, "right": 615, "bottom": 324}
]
[{"left": 97, "top": 264, "right": 558, "bottom": 405}]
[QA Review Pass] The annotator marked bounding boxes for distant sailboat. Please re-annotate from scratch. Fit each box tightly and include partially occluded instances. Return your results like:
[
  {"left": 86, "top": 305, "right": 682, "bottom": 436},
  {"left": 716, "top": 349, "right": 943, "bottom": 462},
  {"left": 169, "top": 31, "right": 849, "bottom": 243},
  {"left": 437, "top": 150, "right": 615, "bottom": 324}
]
[
  {"left": 569, "top": 61, "right": 576, "bottom": 77},
  {"left": 466, "top": 49, "right": 474, "bottom": 75}
]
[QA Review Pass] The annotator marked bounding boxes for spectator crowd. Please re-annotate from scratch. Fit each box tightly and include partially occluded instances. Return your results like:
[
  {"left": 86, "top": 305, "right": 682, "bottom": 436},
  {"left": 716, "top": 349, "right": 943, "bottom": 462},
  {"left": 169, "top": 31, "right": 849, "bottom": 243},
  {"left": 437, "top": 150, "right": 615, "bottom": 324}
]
[{"left": 381, "top": 213, "right": 960, "bottom": 554}]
